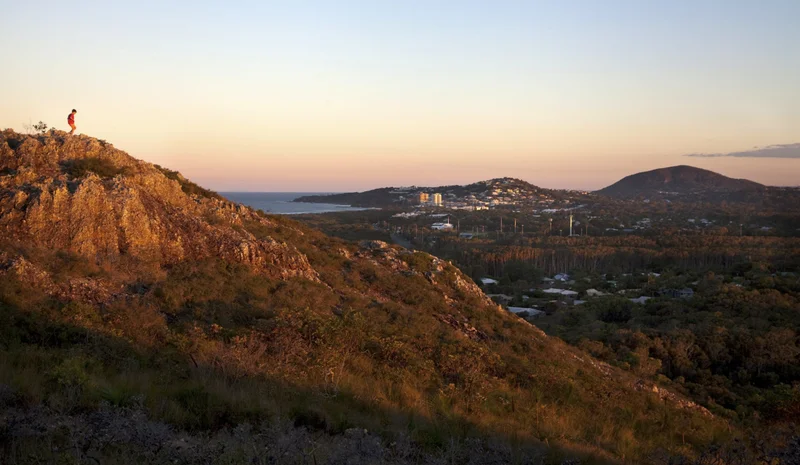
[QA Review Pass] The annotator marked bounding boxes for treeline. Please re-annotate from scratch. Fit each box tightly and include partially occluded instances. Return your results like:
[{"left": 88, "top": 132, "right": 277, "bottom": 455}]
[{"left": 431, "top": 236, "right": 800, "bottom": 278}]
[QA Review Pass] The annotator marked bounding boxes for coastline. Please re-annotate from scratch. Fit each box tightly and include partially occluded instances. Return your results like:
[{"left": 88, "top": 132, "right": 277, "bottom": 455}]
[{"left": 221, "top": 192, "right": 375, "bottom": 215}]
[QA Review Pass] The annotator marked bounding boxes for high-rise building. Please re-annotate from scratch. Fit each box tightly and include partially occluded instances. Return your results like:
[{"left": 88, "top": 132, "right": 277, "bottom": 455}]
[
  {"left": 418, "top": 192, "right": 429, "bottom": 204},
  {"left": 432, "top": 193, "right": 443, "bottom": 206}
]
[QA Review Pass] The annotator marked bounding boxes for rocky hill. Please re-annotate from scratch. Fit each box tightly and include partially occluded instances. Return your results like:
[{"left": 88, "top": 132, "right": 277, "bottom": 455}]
[
  {"left": 597, "top": 165, "right": 764, "bottom": 199},
  {"left": 0, "top": 130, "right": 727, "bottom": 464},
  {"left": 0, "top": 130, "right": 317, "bottom": 281}
]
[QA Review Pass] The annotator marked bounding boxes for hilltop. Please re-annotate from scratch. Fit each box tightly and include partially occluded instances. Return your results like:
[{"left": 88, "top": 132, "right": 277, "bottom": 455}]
[
  {"left": 0, "top": 131, "right": 318, "bottom": 282},
  {"left": 295, "top": 177, "right": 581, "bottom": 208},
  {"left": 0, "top": 130, "right": 728, "bottom": 464},
  {"left": 597, "top": 165, "right": 765, "bottom": 199}
]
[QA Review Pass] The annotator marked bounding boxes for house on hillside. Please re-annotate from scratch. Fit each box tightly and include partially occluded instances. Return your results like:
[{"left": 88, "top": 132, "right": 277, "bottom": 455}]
[
  {"left": 660, "top": 288, "right": 694, "bottom": 299},
  {"left": 585, "top": 289, "right": 608, "bottom": 297},
  {"left": 554, "top": 273, "right": 570, "bottom": 282},
  {"left": 542, "top": 289, "right": 579, "bottom": 297},
  {"left": 506, "top": 307, "right": 544, "bottom": 317},
  {"left": 480, "top": 277, "right": 499, "bottom": 285},
  {"left": 487, "top": 294, "right": 513, "bottom": 304}
]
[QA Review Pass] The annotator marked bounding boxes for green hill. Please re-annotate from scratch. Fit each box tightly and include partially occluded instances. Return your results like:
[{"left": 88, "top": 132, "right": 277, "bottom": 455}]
[{"left": 597, "top": 165, "right": 764, "bottom": 199}]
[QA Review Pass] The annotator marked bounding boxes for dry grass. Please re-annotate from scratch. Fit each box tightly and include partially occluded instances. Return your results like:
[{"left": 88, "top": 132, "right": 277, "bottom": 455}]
[{"left": 0, "top": 235, "right": 733, "bottom": 464}]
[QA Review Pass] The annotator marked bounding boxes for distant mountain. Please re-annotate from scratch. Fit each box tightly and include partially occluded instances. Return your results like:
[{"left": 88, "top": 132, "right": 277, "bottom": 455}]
[
  {"left": 597, "top": 165, "right": 765, "bottom": 198},
  {"left": 295, "top": 177, "right": 575, "bottom": 207}
]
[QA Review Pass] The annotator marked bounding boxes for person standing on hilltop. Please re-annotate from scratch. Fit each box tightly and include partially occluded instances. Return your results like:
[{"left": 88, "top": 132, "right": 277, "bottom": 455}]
[{"left": 67, "top": 109, "right": 77, "bottom": 135}]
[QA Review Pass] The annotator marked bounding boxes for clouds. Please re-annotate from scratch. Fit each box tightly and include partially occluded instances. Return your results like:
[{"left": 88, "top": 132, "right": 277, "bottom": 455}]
[{"left": 686, "top": 143, "right": 800, "bottom": 159}]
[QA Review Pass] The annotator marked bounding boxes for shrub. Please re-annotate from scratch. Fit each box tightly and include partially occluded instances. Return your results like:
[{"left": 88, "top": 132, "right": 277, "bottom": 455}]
[
  {"left": 47, "top": 356, "right": 91, "bottom": 389},
  {"left": 598, "top": 304, "right": 633, "bottom": 323},
  {"left": 22, "top": 120, "right": 48, "bottom": 135},
  {"left": 291, "top": 405, "right": 328, "bottom": 431},
  {"left": 154, "top": 164, "right": 223, "bottom": 200},
  {"left": 33, "top": 121, "right": 48, "bottom": 134},
  {"left": 63, "top": 157, "right": 129, "bottom": 179},
  {"left": 402, "top": 252, "right": 433, "bottom": 272},
  {"left": 589, "top": 297, "right": 635, "bottom": 323}
]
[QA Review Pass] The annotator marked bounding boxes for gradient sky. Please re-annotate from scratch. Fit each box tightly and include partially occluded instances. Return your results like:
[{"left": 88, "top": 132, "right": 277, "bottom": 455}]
[{"left": 2, "top": 0, "right": 799, "bottom": 191}]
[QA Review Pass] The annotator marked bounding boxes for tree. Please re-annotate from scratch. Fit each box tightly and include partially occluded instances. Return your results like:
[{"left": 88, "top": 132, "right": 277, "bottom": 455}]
[{"left": 590, "top": 297, "right": 634, "bottom": 323}]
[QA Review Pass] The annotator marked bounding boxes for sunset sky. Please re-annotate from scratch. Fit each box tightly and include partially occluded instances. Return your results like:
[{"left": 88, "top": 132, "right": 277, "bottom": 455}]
[{"left": 2, "top": 0, "right": 798, "bottom": 191}]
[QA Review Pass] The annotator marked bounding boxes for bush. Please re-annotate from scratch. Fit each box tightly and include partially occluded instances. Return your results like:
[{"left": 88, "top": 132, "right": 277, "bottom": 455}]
[
  {"left": 402, "top": 252, "right": 433, "bottom": 272},
  {"left": 154, "top": 165, "right": 223, "bottom": 200},
  {"left": 47, "top": 356, "right": 91, "bottom": 389},
  {"left": 22, "top": 120, "right": 48, "bottom": 135},
  {"left": 291, "top": 405, "right": 328, "bottom": 431},
  {"left": 63, "top": 157, "right": 129, "bottom": 179},
  {"left": 589, "top": 297, "right": 635, "bottom": 323},
  {"left": 33, "top": 121, "right": 48, "bottom": 134},
  {"left": 599, "top": 305, "right": 633, "bottom": 323}
]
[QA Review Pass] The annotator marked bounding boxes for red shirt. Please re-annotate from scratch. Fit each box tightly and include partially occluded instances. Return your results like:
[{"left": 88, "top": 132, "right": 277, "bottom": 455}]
[{"left": 68, "top": 113, "right": 75, "bottom": 125}]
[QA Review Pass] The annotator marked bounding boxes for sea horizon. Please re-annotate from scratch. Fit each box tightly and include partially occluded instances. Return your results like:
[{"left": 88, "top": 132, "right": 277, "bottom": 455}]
[
  {"left": 220, "top": 191, "right": 371, "bottom": 215},
  {"left": 220, "top": 191, "right": 342, "bottom": 194}
]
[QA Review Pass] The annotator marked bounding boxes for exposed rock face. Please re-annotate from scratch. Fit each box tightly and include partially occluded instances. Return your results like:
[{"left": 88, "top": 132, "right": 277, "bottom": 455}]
[
  {"left": 0, "top": 253, "right": 119, "bottom": 304},
  {"left": 633, "top": 379, "right": 713, "bottom": 417},
  {"left": 0, "top": 130, "right": 317, "bottom": 281},
  {"left": 435, "top": 313, "right": 487, "bottom": 341}
]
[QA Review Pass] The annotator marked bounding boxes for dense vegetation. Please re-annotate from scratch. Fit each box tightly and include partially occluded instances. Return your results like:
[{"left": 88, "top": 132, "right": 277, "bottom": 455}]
[
  {"left": 63, "top": 157, "right": 130, "bottom": 179},
  {"left": 0, "top": 225, "right": 731, "bottom": 465},
  {"left": 291, "top": 206, "right": 800, "bottom": 462},
  {"left": 538, "top": 282, "right": 800, "bottom": 422},
  {"left": 433, "top": 235, "right": 799, "bottom": 278},
  {"left": 421, "top": 230, "right": 800, "bottom": 426}
]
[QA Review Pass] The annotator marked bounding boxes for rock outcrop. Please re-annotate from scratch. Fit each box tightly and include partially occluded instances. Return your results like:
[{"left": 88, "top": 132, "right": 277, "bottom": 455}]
[{"left": 0, "top": 130, "right": 318, "bottom": 281}]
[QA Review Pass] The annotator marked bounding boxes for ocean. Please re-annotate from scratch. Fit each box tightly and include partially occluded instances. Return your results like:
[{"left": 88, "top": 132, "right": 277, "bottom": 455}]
[{"left": 220, "top": 192, "right": 370, "bottom": 215}]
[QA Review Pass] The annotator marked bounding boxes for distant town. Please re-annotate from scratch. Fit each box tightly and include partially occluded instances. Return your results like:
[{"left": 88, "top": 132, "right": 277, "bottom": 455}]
[
  {"left": 295, "top": 168, "right": 800, "bottom": 238},
  {"left": 388, "top": 178, "right": 581, "bottom": 210}
]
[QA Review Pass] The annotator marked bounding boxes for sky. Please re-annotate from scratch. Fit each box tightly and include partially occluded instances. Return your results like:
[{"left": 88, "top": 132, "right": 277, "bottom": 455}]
[{"left": 1, "top": 0, "right": 799, "bottom": 191}]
